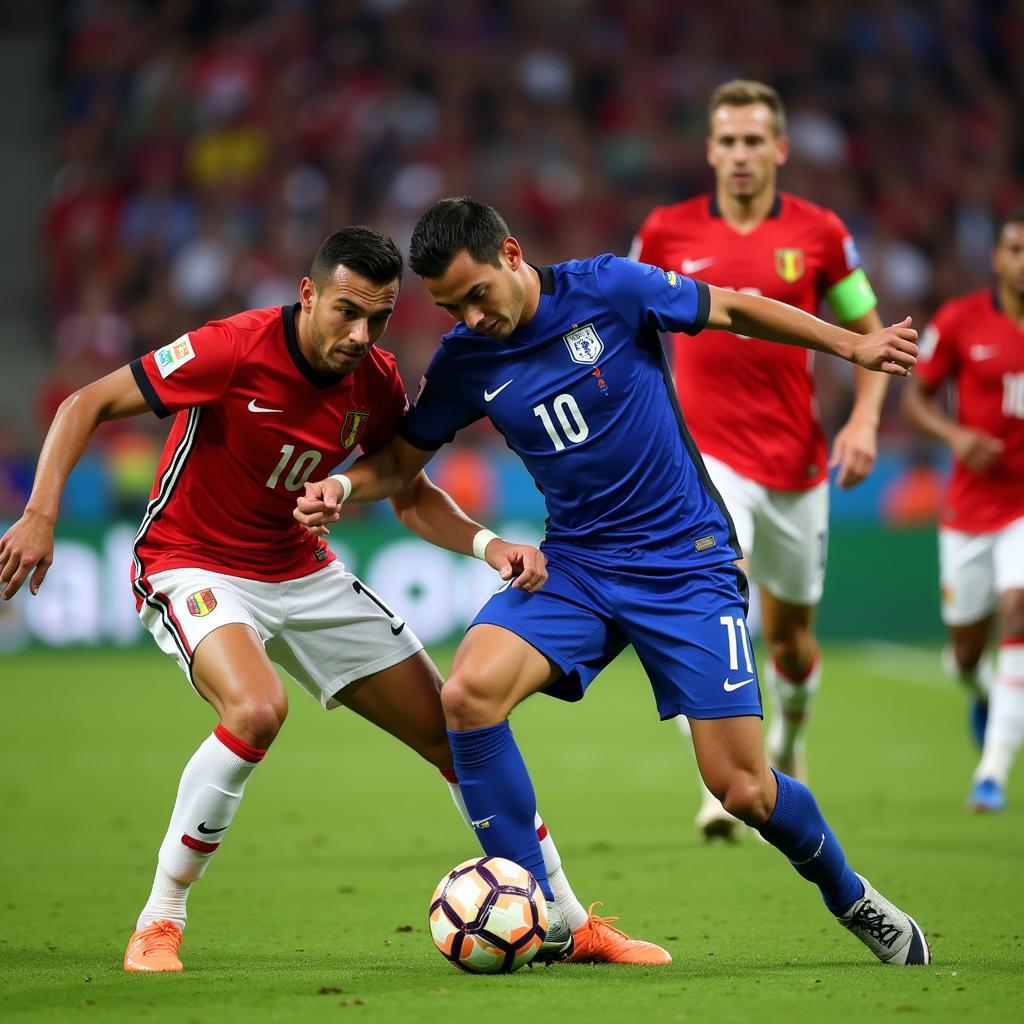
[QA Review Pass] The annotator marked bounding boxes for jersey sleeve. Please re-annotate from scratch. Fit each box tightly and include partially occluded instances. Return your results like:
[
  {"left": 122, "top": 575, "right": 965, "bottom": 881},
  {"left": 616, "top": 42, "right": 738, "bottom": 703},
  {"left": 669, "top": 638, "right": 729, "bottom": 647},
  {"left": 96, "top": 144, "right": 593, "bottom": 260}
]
[
  {"left": 130, "top": 322, "right": 237, "bottom": 418},
  {"left": 819, "top": 209, "right": 878, "bottom": 323},
  {"left": 596, "top": 254, "right": 710, "bottom": 336},
  {"left": 358, "top": 359, "right": 409, "bottom": 455},
  {"left": 914, "top": 303, "right": 960, "bottom": 393},
  {"left": 398, "top": 346, "right": 482, "bottom": 450}
]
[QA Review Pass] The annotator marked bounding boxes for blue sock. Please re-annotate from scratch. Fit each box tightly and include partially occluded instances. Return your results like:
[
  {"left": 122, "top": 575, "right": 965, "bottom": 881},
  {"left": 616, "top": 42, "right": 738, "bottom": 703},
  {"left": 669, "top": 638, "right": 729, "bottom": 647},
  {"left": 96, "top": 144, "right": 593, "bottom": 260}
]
[
  {"left": 447, "top": 721, "right": 552, "bottom": 900},
  {"left": 757, "top": 769, "right": 864, "bottom": 914}
]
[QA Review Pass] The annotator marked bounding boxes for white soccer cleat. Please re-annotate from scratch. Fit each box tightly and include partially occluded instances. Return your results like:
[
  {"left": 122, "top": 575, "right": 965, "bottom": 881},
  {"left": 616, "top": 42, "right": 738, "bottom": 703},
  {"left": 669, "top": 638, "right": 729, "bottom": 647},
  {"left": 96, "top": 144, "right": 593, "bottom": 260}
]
[
  {"left": 694, "top": 790, "right": 744, "bottom": 842},
  {"left": 838, "top": 875, "right": 931, "bottom": 965}
]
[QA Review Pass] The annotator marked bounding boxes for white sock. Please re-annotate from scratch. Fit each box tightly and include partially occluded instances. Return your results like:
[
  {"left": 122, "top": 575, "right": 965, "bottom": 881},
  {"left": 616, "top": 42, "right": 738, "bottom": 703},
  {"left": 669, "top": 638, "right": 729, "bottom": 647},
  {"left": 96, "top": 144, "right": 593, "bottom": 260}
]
[
  {"left": 975, "top": 643, "right": 1024, "bottom": 787},
  {"left": 765, "top": 655, "right": 821, "bottom": 763},
  {"left": 137, "top": 724, "right": 265, "bottom": 931},
  {"left": 442, "top": 771, "right": 588, "bottom": 931}
]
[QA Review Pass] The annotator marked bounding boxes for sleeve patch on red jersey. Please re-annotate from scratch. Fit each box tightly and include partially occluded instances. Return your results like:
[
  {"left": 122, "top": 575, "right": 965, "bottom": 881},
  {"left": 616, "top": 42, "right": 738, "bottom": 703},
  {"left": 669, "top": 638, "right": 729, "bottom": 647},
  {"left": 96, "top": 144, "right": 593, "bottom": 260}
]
[
  {"left": 155, "top": 335, "right": 196, "bottom": 378},
  {"left": 919, "top": 324, "right": 940, "bottom": 360},
  {"left": 842, "top": 235, "right": 861, "bottom": 271}
]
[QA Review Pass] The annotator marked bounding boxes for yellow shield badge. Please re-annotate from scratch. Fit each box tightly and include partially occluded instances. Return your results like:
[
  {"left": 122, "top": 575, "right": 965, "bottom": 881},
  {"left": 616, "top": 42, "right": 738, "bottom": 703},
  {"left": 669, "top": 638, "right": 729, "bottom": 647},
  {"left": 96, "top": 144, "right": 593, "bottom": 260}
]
[
  {"left": 186, "top": 589, "right": 217, "bottom": 617},
  {"left": 341, "top": 410, "right": 371, "bottom": 449},
  {"left": 774, "top": 248, "right": 805, "bottom": 283}
]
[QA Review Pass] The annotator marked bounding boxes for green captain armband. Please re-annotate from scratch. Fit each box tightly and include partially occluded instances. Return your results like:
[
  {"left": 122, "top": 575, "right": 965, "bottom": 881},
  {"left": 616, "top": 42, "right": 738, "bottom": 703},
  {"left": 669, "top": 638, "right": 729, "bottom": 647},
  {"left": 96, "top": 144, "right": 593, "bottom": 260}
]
[{"left": 825, "top": 268, "right": 877, "bottom": 322}]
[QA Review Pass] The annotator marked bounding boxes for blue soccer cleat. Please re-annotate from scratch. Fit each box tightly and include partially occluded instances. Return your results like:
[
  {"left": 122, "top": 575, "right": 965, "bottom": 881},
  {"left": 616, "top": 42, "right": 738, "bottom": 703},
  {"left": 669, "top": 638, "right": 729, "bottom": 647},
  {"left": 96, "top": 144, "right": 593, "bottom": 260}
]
[
  {"left": 968, "top": 777, "right": 1005, "bottom": 813},
  {"left": 968, "top": 698, "right": 989, "bottom": 748}
]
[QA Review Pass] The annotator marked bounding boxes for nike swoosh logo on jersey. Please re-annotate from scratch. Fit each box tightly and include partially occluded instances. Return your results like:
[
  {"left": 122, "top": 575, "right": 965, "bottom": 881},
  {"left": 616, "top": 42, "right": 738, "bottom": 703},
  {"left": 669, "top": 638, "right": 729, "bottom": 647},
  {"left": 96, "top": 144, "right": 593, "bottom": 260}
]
[
  {"left": 723, "top": 677, "right": 754, "bottom": 692},
  {"left": 484, "top": 379, "right": 515, "bottom": 402},
  {"left": 248, "top": 399, "right": 284, "bottom": 413},
  {"left": 681, "top": 257, "right": 715, "bottom": 274},
  {"left": 970, "top": 344, "right": 998, "bottom": 361}
]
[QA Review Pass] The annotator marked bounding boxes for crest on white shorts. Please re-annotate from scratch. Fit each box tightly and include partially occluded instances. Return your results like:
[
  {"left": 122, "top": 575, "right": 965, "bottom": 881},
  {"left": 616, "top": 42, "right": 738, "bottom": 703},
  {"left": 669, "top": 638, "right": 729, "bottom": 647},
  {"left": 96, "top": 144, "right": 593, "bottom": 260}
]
[{"left": 563, "top": 323, "right": 604, "bottom": 364}]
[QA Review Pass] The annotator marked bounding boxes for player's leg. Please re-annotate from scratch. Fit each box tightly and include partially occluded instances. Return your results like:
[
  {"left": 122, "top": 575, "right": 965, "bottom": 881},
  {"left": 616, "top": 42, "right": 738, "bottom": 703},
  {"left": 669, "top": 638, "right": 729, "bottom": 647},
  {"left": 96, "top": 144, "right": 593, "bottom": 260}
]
[
  {"left": 970, "top": 519, "right": 1024, "bottom": 809},
  {"left": 690, "top": 713, "right": 929, "bottom": 964},
  {"left": 128, "top": 571, "right": 284, "bottom": 972},
  {"left": 940, "top": 526, "right": 999, "bottom": 751},
  {"left": 756, "top": 481, "right": 829, "bottom": 781}
]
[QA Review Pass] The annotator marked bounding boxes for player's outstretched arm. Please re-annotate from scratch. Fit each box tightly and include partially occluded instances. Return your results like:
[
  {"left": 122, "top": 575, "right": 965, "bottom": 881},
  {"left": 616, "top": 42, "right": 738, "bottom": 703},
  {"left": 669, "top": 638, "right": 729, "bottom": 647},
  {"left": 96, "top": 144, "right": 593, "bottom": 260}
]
[
  {"left": 901, "top": 376, "right": 1004, "bottom": 472},
  {"left": 706, "top": 286, "right": 918, "bottom": 376},
  {"left": 0, "top": 365, "right": 151, "bottom": 600},
  {"left": 389, "top": 473, "right": 547, "bottom": 592},
  {"left": 294, "top": 434, "right": 434, "bottom": 533}
]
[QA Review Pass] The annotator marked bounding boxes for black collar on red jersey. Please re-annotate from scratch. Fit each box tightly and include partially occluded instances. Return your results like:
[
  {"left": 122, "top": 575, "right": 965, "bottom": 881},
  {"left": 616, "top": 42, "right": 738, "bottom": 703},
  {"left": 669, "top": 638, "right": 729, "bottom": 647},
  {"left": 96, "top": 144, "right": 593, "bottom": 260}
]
[
  {"left": 709, "top": 194, "right": 782, "bottom": 219},
  {"left": 282, "top": 303, "right": 348, "bottom": 389}
]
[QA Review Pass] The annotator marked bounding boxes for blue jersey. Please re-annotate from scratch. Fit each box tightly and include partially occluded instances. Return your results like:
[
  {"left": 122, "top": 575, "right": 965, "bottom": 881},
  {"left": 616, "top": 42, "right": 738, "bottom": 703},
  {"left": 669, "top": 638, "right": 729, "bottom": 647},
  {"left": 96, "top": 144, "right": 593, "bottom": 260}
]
[{"left": 401, "top": 254, "right": 739, "bottom": 560}]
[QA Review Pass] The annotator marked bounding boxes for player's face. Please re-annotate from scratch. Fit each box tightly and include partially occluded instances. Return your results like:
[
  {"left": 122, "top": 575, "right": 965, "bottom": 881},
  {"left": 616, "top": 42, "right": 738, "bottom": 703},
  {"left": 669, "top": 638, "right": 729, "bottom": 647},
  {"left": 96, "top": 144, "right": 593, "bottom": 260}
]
[
  {"left": 993, "top": 222, "right": 1024, "bottom": 297},
  {"left": 422, "top": 242, "right": 527, "bottom": 339},
  {"left": 300, "top": 267, "right": 399, "bottom": 375},
  {"left": 707, "top": 103, "right": 788, "bottom": 201}
]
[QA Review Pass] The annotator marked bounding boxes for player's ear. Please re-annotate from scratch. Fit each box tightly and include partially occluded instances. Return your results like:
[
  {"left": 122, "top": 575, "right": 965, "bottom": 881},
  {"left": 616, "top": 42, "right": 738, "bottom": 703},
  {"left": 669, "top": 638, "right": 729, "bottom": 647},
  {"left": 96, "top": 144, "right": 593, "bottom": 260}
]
[
  {"left": 299, "top": 276, "right": 316, "bottom": 312},
  {"left": 502, "top": 237, "right": 522, "bottom": 271},
  {"left": 775, "top": 134, "right": 790, "bottom": 167}
]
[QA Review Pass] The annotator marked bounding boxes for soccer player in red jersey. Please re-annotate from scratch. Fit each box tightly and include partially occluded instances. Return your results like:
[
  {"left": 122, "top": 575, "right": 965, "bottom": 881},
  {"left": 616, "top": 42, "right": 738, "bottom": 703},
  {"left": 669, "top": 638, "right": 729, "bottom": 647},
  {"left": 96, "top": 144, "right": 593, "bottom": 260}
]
[
  {"left": 902, "top": 211, "right": 1024, "bottom": 813},
  {"left": 0, "top": 227, "right": 662, "bottom": 970},
  {"left": 631, "top": 80, "right": 889, "bottom": 839}
]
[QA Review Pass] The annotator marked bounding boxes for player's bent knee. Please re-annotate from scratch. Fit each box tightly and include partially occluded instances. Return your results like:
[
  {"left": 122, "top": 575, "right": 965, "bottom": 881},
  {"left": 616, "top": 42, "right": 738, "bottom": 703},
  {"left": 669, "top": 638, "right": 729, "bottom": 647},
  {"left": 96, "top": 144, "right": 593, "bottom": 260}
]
[
  {"left": 223, "top": 695, "right": 288, "bottom": 749},
  {"left": 440, "top": 673, "right": 506, "bottom": 730},
  {"left": 721, "top": 773, "right": 774, "bottom": 825}
]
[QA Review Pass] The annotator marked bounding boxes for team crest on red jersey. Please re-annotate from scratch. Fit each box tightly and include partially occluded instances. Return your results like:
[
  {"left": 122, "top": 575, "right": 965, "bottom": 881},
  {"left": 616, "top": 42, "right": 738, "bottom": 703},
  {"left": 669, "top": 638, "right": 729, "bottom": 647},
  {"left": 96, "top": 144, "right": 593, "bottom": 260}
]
[
  {"left": 774, "top": 248, "right": 805, "bottom": 283},
  {"left": 186, "top": 589, "right": 217, "bottom": 617},
  {"left": 341, "top": 410, "right": 371, "bottom": 448}
]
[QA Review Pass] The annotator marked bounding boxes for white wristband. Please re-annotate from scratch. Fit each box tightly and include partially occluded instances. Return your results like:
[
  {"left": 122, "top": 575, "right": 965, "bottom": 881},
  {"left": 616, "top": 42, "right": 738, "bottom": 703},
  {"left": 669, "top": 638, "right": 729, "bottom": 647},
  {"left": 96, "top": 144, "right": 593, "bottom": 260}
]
[
  {"left": 472, "top": 528, "right": 499, "bottom": 561},
  {"left": 328, "top": 474, "right": 353, "bottom": 503}
]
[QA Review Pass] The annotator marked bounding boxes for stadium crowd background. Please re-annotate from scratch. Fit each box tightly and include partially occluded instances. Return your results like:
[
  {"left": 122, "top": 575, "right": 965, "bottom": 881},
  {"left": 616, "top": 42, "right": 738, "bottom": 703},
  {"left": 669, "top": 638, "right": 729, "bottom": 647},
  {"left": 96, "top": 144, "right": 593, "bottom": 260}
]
[{"left": 2, "top": 0, "right": 1022, "bottom": 532}]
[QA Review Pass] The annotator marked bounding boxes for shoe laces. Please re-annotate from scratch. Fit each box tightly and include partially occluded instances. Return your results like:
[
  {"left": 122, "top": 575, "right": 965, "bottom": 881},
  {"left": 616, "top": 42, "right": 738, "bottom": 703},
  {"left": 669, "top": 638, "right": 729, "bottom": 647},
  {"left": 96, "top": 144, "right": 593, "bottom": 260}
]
[
  {"left": 581, "top": 902, "right": 631, "bottom": 944},
  {"left": 138, "top": 921, "right": 181, "bottom": 955},
  {"left": 849, "top": 901, "right": 899, "bottom": 949}
]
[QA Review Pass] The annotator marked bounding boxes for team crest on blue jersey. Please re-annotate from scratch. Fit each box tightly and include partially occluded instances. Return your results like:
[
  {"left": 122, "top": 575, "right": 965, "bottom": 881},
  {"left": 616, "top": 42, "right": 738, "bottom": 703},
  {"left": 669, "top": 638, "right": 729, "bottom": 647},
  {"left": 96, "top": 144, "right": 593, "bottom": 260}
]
[
  {"left": 341, "top": 410, "right": 371, "bottom": 448},
  {"left": 563, "top": 323, "right": 604, "bottom": 364}
]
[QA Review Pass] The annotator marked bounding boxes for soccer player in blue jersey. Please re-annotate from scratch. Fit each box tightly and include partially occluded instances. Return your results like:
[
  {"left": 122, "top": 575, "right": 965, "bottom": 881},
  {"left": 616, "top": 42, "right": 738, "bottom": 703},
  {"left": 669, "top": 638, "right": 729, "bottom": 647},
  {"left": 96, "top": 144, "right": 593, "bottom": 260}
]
[{"left": 295, "top": 197, "right": 931, "bottom": 965}]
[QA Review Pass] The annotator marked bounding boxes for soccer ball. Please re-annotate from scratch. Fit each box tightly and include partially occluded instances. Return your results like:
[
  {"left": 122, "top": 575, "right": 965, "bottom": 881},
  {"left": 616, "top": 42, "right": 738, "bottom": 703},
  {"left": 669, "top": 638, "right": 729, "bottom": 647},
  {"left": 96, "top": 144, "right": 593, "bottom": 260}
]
[{"left": 428, "top": 856, "right": 548, "bottom": 973}]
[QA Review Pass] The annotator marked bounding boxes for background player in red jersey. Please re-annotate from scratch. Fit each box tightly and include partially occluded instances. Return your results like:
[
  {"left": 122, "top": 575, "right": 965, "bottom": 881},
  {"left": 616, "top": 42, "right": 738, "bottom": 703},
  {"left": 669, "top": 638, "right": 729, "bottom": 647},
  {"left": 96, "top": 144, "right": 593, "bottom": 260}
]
[
  {"left": 902, "top": 211, "right": 1024, "bottom": 813},
  {"left": 631, "top": 80, "right": 891, "bottom": 839},
  {"left": 0, "top": 227, "right": 651, "bottom": 971}
]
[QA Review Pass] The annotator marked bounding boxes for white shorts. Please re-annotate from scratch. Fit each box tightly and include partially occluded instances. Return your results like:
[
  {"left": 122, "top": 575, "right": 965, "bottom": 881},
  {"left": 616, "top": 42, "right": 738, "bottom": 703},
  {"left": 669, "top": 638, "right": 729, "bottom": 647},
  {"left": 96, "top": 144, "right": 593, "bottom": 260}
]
[
  {"left": 703, "top": 454, "right": 829, "bottom": 606},
  {"left": 138, "top": 562, "right": 424, "bottom": 708},
  {"left": 938, "top": 516, "right": 1024, "bottom": 626}
]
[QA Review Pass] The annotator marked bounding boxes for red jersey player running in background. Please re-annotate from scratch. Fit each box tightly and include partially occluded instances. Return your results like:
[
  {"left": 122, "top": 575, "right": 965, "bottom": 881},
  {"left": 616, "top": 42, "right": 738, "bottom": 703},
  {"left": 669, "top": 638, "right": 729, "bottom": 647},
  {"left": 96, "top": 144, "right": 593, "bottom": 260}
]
[
  {"left": 902, "top": 211, "right": 1024, "bottom": 813},
  {"left": 0, "top": 227, "right": 666, "bottom": 971},
  {"left": 631, "top": 80, "right": 891, "bottom": 840}
]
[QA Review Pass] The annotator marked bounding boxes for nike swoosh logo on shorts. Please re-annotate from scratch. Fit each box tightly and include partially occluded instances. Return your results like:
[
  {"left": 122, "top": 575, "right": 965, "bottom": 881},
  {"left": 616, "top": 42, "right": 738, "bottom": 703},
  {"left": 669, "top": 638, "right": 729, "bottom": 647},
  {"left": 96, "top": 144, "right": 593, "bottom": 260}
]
[
  {"left": 723, "top": 677, "right": 754, "bottom": 692},
  {"left": 484, "top": 379, "right": 514, "bottom": 402},
  {"left": 682, "top": 257, "right": 715, "bottom": 274},
  {"left": 391, "top": 623, "right": 405, "bottom": 636},
  {"left": 248, "top": 399, "right": 284, "bottom": 413},
  {"left": 197, "top": 821, "right": 228, "bottom": 835}
]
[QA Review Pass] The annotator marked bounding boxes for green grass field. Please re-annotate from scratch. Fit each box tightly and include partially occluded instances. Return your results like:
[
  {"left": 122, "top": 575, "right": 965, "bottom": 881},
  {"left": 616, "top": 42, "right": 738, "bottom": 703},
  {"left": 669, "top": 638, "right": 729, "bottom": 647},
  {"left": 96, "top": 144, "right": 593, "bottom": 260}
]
[{"left": 2, "top": 644, "right": 1022, "bottom": 1022}]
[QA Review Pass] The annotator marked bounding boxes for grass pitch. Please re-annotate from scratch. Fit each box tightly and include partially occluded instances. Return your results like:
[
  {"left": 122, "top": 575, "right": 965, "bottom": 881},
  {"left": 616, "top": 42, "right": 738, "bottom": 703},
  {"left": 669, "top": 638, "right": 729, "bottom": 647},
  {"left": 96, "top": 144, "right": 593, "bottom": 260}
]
[{"left": 2, "top": 643, "right": 1022, "bottom": 1022}]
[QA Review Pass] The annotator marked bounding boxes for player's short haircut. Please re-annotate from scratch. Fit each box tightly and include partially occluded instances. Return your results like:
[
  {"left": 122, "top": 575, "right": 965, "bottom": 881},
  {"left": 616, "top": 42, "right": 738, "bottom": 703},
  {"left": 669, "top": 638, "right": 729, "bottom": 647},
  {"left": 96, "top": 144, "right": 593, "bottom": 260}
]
[
  {"left": 310, "top": 227, "right": 404, "bottom": 289},
  {"left": 708, "top": 79, "right": 786, "bottom": 137},
  {"left": 997, "top": 209, "right": 1024, "bottom": 239},
  {"left": 409, "top": 197, "right": 510, "bottom": 279}
]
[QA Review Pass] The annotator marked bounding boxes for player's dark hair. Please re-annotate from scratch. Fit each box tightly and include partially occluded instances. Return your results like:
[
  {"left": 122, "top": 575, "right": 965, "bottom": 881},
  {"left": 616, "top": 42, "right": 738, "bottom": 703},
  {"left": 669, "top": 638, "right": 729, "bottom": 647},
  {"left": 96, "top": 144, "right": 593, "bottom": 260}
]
[
  {"left": 310, "top": 227, "right": 404, "bottom": 289},
  {"left": 708, "top": 79, "right": 786, "bottom": 137},
  {"left": 409, "top": 197, "right": 510, "bottom": 279},
  {"left": 997, "top": 209, "right": 1024, "bottom": 238}
]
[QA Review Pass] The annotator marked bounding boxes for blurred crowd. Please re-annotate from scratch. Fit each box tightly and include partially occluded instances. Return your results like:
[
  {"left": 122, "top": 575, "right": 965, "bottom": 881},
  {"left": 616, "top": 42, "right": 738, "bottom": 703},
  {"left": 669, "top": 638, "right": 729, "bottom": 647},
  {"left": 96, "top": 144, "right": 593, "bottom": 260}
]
[{"left": 6, "top": 0, "right": 1022, "bottom": 524}]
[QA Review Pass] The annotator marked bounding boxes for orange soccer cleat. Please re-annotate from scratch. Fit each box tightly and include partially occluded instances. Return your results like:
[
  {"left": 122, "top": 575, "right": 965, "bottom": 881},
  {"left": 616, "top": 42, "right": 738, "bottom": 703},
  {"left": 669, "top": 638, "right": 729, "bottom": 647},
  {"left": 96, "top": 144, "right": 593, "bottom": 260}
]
[
  {"left": 564, "top": 903, "right": 672, "bottom": 965},
  {"left": 123, "top": 920, "right": 184, "bottom": 973}
]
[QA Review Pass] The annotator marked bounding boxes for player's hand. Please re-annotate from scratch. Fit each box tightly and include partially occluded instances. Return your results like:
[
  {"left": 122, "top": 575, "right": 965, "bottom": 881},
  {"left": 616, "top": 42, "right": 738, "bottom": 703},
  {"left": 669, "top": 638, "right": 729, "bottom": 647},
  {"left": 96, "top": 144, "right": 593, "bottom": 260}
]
[
  {"left": 951, "top": 425, "right": 1004, "bottom": 473},
  {"left": 0, "top": 510, "right": 56, "bottom": 600},
  {"left": 851, "top": 317, "right": 918, "bottom": 376},
  {"left": 484, "top": 540, "right": 548, "bottom": 593},
  {"left": 293, "top": 478, "right": 346, "bottom": 536},
  {"left": 830, "top": 416, "right": 878, "bottom": 489}
]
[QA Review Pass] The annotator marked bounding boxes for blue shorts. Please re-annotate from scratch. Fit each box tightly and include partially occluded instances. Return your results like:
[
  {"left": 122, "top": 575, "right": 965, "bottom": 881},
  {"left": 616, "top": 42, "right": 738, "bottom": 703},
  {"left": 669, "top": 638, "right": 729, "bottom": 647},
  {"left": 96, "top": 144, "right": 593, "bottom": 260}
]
[{"left": 471, "top": 542, "right": 762, "bottom": 721}]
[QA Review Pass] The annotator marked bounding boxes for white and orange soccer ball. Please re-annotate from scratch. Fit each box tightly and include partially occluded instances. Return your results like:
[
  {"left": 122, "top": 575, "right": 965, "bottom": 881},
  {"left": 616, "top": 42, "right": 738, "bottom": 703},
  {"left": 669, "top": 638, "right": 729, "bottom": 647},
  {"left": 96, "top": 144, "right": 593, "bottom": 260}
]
[{"left": 428, "top": 856, "right": 548, "bottom": 973}]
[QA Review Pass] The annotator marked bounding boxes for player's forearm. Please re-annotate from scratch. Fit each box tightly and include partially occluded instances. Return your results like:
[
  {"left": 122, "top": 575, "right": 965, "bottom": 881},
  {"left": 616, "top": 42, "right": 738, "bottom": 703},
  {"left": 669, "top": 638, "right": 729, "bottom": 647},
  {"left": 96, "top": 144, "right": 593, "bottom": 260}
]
[
  {"left": 901, "top": 382, "right": 961, "bottom": 447},
  {"left": 388, "top": 474, "right": 485, "bottom": 557},
  {"left": 846, "top": 311, "right": 888, "bottom": 424},
  {"left": 709, "top": 288, "right": 856, "bottom": 360}
]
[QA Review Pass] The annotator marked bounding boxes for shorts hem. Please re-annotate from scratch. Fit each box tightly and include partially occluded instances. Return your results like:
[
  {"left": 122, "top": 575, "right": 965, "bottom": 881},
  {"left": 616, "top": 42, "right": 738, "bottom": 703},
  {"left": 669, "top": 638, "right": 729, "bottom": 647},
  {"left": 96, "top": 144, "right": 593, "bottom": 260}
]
[{"left": 660, "top": 704, "right": 764, "bottom": 722}]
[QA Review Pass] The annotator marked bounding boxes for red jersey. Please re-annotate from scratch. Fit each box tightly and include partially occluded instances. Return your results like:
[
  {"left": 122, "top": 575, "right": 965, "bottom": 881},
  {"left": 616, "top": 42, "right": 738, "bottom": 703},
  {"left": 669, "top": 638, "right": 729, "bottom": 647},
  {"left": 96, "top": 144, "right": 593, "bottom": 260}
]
[
  {"left": 915, "top": 290, "right": 1024, "bottom": 533},
  {"left": 129, "top": 304, "right": 406, "bottom": 593},
  {"left": 632, "top": 193, "right": 873, "bottom": 490}
]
